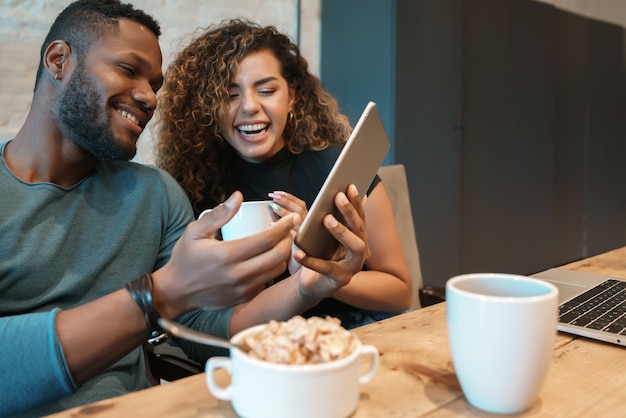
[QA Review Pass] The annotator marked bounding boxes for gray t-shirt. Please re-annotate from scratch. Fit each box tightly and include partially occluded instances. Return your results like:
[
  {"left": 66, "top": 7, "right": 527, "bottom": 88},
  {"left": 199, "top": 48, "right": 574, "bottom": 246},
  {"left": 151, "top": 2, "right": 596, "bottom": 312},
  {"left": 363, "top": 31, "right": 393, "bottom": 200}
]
[
  {"left": 0, "top": 140, "right": 229, "bottom": 416},
  {"left": 0, "top": 309, "right": 71, "bottom": 418}
]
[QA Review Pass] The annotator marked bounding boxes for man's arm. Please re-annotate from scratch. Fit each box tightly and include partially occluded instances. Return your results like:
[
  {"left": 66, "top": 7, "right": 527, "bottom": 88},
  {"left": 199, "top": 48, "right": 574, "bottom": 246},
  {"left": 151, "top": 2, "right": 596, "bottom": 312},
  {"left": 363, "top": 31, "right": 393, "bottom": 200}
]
[
  {"left": 3, "top": 192, "right": 296, "bottom": 418},
  {"left": 58, "top": 192, "right": 297, "bottom": 385},
  {"left": 0, "top": 311, "right": 75, "bottom": 417},
  {"left": 55, "top": 289, "right": 148, "bottom": 385}
]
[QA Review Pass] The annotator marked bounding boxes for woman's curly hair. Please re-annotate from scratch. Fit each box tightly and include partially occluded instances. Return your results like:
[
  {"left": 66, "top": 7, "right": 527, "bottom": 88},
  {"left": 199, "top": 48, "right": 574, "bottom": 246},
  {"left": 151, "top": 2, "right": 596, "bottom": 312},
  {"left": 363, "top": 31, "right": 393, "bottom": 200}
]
[{"left": 153, "top": 19, "right": 352, "bottom": 213}]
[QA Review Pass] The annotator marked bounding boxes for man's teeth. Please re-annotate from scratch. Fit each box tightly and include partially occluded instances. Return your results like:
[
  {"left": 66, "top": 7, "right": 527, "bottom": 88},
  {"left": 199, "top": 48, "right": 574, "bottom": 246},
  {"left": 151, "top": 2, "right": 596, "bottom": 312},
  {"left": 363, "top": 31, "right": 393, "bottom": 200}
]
[
  {"left": 238, "top": 123, "right": 268, "bottom": 135},
  {"left": 119, "top": 109, "right": 140, "bottom": 126}
]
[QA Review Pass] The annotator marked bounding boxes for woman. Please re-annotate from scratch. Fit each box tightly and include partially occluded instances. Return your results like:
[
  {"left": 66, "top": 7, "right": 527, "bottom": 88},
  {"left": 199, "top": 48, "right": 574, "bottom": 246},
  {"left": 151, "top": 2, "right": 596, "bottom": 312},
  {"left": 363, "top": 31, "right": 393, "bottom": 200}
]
[{"left": 154, "top": 19, "right": 412, "bottom": 331}]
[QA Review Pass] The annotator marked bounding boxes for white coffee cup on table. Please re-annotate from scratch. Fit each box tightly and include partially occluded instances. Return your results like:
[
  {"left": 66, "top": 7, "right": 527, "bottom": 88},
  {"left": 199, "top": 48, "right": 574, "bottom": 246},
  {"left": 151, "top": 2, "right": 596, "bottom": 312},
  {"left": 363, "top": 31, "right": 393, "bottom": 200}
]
[
  {"left": 199, "top": 200, "right": 278, "bottom": 240},
  {"left": 205, "top": 323, "right": 380, "bottom": 418},
  {"left": 446, "top": 273, "right": 558, "bottom": 414}
]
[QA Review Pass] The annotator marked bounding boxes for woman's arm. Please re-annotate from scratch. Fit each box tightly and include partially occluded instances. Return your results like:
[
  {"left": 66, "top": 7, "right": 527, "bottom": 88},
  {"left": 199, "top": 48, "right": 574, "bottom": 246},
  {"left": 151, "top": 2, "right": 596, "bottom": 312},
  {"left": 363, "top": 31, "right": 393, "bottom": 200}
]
[
  {"left": 229, "top": 185, "right": 370, "bottom": 335},
  {"left": 268, "top": 182, "right": 412, "bottom": 314},
  {"left": 330, "top": 182, "right": 413, "bottom": 312},
  {"left": 270, "top": 182, "right": 413, "bottom": 313}
]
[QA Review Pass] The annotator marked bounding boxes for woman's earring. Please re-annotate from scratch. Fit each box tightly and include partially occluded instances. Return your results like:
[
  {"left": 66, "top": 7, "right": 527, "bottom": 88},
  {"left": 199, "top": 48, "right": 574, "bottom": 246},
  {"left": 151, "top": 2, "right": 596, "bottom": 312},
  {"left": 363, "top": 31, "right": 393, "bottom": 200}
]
[{"left": 288, "top": 112, "right": 294, "bottom": 123}]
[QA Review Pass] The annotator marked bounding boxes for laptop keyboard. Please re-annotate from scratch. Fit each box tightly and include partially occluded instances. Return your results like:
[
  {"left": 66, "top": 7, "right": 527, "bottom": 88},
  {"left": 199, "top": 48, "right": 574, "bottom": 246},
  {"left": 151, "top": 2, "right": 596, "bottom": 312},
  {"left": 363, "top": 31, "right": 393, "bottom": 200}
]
[{"left": 559, "top": 279, "right": 626, "bottom": 335}]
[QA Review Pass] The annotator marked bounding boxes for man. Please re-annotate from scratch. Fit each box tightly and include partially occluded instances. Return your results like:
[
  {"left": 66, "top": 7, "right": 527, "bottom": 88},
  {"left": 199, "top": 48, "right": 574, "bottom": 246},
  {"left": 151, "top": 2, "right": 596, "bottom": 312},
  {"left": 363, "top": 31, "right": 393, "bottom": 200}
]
[{"left": 0, "top": 1, "right": 367, "bottom": 416}]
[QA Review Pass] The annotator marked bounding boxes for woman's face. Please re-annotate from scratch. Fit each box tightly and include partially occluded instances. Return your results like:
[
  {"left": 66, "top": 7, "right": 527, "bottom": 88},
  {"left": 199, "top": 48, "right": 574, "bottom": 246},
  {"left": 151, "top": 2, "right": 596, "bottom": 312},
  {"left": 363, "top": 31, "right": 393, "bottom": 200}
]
[{"left": 218, "top": 49, "right": 295, "bottom": 163}]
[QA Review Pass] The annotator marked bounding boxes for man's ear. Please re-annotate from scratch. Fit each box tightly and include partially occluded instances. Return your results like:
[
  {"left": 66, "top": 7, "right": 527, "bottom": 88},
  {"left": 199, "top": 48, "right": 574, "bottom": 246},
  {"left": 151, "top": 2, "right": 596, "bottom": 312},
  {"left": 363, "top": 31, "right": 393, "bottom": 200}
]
[{"left": 44, "top": 40, "right": 71, "bottom": 81}]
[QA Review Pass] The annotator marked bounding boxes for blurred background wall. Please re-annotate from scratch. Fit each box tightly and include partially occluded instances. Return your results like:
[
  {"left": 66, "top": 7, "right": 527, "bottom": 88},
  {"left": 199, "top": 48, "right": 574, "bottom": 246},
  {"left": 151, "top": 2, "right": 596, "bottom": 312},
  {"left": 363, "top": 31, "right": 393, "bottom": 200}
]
[{"left": 320, "top": 0, "right": 626, "bottom": 291}]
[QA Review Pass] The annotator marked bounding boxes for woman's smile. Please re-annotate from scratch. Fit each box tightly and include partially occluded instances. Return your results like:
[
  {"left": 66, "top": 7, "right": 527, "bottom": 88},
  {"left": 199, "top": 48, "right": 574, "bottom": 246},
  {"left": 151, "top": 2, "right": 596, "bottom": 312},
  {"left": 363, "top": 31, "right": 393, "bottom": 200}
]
[{"left": 218, "top": 49, "right": 294, "bottom": 163}]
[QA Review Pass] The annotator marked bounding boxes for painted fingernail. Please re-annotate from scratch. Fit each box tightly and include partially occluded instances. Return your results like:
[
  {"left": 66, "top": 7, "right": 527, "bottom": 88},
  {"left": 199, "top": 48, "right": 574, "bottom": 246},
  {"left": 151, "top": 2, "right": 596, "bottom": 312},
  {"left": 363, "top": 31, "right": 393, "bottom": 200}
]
[{"left": 268, "top": 202, "right": 282, "bottom": 211}]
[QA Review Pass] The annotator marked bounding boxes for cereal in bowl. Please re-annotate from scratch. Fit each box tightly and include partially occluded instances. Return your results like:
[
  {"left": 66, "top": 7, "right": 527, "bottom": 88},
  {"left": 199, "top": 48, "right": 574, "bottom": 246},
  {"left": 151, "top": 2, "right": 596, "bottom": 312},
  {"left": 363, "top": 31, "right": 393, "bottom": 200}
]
[{"left": 243, "top": 316, "right": 358, "bottom": 365}]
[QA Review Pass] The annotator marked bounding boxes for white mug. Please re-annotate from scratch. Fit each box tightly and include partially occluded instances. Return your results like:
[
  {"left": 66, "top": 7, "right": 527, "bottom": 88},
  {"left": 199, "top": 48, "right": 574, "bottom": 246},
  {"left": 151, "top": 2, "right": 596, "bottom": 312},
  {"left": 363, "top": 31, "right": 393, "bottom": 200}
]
[
  {"left": 446, "top": 273, "right": 558, "bottom": 414},
  {"left": 205, "top": 324, "right": 380, "bottom": 418},
  {"left": 199, "top": 200, "right": 278, "bottom": 240}
]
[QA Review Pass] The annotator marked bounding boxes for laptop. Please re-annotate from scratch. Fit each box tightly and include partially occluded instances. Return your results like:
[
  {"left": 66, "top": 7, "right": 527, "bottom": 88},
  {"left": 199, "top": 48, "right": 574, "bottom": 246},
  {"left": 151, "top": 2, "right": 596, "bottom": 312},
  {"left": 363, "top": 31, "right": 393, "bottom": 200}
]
[
  {"left": 294, "top": 101, "right": 390, "bottom": 259},
  {"left": 533, "top": 268, "right": 626, "bottom": 347}
]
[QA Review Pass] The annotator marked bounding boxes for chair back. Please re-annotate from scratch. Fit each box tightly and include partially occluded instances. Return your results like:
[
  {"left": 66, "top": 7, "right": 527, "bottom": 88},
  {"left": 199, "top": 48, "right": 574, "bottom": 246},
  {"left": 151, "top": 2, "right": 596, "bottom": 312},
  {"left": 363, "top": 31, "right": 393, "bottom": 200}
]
[{"left": 377, "top": 164, "right": 424, "bottom": 310}]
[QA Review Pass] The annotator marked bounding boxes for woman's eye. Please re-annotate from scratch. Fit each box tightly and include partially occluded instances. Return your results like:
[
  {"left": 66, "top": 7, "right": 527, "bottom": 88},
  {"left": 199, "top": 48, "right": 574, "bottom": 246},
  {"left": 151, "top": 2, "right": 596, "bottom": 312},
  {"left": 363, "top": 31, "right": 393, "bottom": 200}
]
[{"left": 259, "top": 89, "right": 275, "bottom": 96}]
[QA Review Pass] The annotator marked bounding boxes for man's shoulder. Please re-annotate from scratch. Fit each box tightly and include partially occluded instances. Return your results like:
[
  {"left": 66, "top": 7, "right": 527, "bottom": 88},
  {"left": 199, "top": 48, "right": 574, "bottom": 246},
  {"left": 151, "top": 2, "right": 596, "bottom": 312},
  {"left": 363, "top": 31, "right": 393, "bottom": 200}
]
[
  {"left": 100, "top": 159, "right": 161, "bottom": 173},
  {"left": 97, "top": 159, "right": 193, "bottom": 221},
  {"left": 99, "top": 160, "right": 178, "bottom": 185},
  {"left": 97, "top": 160, "right": 189, "bottom": 205}
]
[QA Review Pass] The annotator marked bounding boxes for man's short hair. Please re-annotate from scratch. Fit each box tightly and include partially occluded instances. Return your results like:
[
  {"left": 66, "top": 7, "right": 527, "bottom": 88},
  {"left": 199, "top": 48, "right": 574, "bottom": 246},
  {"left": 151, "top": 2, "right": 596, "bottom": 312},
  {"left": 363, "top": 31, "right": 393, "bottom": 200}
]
[{"left": 34, "top": 0, "right": 161, "bottom": 89}]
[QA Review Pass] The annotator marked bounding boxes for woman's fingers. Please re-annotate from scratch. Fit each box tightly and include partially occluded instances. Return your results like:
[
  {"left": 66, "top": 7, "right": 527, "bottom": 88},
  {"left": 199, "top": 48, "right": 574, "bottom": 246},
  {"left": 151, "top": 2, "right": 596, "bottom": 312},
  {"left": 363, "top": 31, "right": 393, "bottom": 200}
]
[
  {"left": 269, "top": 191, "right": 308, "bottom": 222},
  {"left": 295, "top": 213, "right": 366, "bottom": 279},
  {"left": 333, "top": 188, "right": 370, "bottom": 261}
]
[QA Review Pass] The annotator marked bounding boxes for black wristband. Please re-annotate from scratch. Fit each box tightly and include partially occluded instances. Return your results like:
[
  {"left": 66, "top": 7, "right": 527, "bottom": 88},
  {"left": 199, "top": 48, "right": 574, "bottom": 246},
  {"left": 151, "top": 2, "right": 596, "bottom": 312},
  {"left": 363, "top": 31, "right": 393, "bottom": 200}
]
[{"left": 126, "top": 272, "right": 166, "bottom": 343}]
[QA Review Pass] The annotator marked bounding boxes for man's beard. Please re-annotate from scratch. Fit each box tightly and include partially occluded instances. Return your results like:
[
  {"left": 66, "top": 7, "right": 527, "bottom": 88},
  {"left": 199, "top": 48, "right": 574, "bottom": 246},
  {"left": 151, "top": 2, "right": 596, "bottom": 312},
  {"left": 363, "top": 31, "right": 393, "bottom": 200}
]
[{"left": 54, "top": 65, "right": 137, "bottom": 161}]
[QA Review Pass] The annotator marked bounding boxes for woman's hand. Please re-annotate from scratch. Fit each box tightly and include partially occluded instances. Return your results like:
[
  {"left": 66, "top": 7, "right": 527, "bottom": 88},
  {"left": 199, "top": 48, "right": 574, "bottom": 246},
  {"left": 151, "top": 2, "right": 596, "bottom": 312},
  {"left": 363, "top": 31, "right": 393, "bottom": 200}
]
[
  {"left": 268, "top": 191, "right": 309, "bottom": 274},
  {"left": 293, "top": 184, "right": 370, "bottom": 299},
  {"left": 268, "top": 190, "right": 308, "bottom": 221}
]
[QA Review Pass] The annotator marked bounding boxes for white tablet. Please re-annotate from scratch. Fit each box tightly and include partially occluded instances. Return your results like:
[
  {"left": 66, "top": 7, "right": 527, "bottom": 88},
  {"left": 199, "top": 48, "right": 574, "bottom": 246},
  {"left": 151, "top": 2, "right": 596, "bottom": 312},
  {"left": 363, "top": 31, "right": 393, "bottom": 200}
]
[{"left": 294, "top": 101, "right": 391, "bottom": 259}]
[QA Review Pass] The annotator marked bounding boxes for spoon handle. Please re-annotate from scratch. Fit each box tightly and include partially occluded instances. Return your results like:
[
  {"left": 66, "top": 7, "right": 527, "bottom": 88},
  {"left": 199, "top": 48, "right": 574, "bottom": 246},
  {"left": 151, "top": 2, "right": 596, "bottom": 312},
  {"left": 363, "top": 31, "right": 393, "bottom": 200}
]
[{"left": 158, "top": 318, "right": 233, "bottom": 350}]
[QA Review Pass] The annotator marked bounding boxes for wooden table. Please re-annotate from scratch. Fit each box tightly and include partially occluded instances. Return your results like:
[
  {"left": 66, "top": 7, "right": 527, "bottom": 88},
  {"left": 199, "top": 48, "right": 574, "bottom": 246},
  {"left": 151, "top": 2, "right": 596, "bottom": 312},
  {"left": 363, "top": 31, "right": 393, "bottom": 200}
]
[{"left": 48, "top": 247, "right": 626, "bottom": 417}]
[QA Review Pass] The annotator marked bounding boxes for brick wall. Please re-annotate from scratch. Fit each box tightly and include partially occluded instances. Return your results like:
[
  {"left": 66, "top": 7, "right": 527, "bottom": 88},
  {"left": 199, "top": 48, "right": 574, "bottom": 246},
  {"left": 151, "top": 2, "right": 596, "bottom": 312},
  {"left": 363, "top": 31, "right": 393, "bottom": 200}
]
[{"left": 0, "top": 0, "right": 320, "bottom": 163}]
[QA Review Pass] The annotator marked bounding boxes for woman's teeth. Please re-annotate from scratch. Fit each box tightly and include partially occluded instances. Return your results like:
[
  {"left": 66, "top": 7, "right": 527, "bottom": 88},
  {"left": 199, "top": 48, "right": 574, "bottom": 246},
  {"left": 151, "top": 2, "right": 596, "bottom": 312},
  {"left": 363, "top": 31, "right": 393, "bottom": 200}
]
[{"left": 238, "top": 123, "right": 269, "bottom": 135}]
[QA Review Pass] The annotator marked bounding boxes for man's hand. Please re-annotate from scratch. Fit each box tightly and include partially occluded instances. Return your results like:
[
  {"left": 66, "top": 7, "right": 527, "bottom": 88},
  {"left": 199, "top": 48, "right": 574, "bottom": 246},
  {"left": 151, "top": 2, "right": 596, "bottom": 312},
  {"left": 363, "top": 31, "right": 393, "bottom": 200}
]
[{"left": 152, "top": 191, "right": 300, "bottom": 318}]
